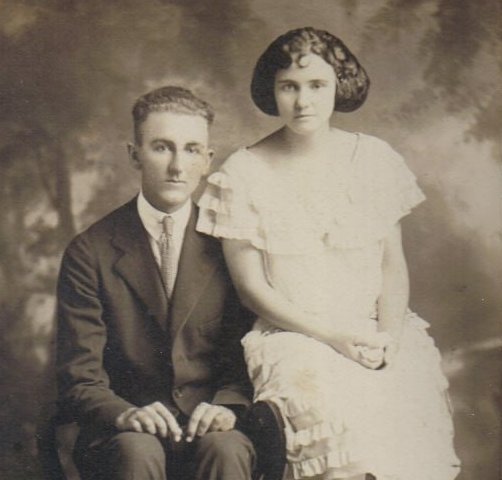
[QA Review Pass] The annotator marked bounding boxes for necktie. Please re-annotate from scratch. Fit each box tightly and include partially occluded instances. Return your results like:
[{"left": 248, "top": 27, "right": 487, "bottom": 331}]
[{"left": 159, "top": 216, "right": 175, "bottom": 298}]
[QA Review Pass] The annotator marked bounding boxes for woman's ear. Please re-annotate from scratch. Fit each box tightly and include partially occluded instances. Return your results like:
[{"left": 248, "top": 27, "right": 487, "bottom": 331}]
[{"left": 128, "top": 143, "right": 141, "bottom": 170}]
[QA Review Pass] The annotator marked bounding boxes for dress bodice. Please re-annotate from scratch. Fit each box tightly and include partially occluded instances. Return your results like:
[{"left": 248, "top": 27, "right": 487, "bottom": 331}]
[{"left": 197, "top": 132, "right": 425, "bottom": 327}]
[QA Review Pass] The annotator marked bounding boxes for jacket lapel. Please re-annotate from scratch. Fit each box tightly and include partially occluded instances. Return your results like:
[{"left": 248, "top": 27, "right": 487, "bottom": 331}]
[
  {"left": 111, "top": 199, "right": 168, "bottom": 330},
  {"left": 169, "top": 206, "right": 219, "bottom": 339}
]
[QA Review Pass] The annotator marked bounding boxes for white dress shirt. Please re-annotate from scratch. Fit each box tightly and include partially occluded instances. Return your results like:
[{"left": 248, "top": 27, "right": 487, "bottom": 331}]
[{"left": 137, "top": 192, "right": 191, "bottom": 285}]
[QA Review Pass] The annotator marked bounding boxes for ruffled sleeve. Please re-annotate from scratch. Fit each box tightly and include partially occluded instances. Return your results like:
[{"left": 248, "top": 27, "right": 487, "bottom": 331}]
[
  {"left": 325, "top": 135, "right": 426, "bottom": 248},
  {"left": 196, "top": 149, "right": 267, "bottom": 249},
  {"left": 197, "top": 137, "right": 426, "bottom": 253}
]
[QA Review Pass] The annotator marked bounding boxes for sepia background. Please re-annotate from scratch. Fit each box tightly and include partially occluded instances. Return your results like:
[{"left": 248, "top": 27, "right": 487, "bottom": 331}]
[{"left": 0, "top": 1, "right": 501, "bottom": 479}]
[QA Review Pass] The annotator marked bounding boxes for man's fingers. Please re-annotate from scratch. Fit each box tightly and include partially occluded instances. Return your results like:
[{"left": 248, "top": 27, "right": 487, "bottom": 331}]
[
  {"left": 188, "top": 405, "right": 237, "bottom": 439},
  {"left": 143, "top": 405, "right": 169, "bottom": 438},
  {"left": 151, "top": 402, "right": 182, "bottom": 441},
  {"left": 186, "top": 402, "right": 211, "bottom": 442},
  {"left": 208, "top": 409, "right": 236, "bottom": 432},
  {"left": 130, "top": 418, "right": 143, "bottom": 433},
  {"left": 115, "top": 404, "right": 179, "bottom": 438},
  {"left": 115, "top": 407, "right": 138, "bottom": 431},
  {"left": 135, "top": 410, "right": 157, "bottom": 435},
  {"left": 195, "top": 407, "right": 221, "bottom": 438}
]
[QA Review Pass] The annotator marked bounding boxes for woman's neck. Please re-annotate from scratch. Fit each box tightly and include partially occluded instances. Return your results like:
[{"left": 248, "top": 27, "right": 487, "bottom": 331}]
[
  {"left": 280, "top": 123, "right": 333, "bottom": 153},
  {"left": 278, "top": 123, "right": 336, "bottom": 158}
]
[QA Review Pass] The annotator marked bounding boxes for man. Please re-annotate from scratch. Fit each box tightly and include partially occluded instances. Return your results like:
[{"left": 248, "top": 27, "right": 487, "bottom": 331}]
[{"left": 56, "top": 86, "right": 255, "bottom": 480}]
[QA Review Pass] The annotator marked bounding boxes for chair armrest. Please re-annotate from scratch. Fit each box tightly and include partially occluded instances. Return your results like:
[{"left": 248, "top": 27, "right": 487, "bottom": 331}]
[{"left": 37, "top": 410, "right": 78, "bottom": 480}]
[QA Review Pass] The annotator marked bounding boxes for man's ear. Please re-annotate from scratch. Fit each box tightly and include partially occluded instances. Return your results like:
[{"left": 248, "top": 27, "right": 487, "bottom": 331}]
[
  {"left": 128, "top": 143, "right": 141, "bottom": 170},
  {"left": 203, "top": 148, "right": 215, "bottom": 175}
]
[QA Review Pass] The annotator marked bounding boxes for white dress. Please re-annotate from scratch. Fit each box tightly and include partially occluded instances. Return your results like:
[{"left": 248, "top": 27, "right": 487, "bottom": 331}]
[{"left": 197, "top": 132, "right": 460, "bottom": 480}]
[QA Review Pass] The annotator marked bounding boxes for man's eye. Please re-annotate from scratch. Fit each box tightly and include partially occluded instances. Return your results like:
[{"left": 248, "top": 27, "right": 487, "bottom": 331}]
[
  {"left": 187, "top": 146, "right": 202, "bottom": 155},
  {"left": 154, "top": 144, "right": 172, "bottom": 153}
]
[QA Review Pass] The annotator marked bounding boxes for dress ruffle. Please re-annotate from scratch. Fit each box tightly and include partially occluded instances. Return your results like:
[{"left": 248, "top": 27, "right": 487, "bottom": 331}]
[
  {"left": 242, "top": 313, "right": 460, "bottom": 480},
  {"left": 197, "top": 136, "right": 426, "bottom": 253}
]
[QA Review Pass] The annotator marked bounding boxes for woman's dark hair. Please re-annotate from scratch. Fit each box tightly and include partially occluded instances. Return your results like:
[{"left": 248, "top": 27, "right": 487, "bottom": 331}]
[{"left": 251, "top": 27, "right": 370, "bottom": 115}]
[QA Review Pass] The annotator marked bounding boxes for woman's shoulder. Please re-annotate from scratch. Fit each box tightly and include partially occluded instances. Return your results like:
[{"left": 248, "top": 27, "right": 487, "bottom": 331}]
[
  {"left": 218, "top": 133, "right": 282, "bottom": 182},
  {"left": 220, "top": 144, "right": 265, "bottom": 170},
  {"left": 349, "top": 132, "right": 417, "bottom": 187},
  {"left": 353, "top": 132, "right": 401, "bottom": 158}
]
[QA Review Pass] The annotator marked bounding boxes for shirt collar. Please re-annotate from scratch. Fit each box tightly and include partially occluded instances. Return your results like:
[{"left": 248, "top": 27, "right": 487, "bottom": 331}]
[{"left": 137, "top": 191, "right": 192, "bottom": 241}]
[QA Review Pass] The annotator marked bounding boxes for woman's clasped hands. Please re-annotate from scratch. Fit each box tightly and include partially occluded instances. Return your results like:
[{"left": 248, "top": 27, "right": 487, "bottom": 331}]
[{"left": 331, "top": 330, "right": 398, "bottom": 370}]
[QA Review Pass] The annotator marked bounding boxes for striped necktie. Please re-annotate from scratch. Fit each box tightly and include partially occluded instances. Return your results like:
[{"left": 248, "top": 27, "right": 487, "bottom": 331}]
[{"left": 159, "top": 216, "right": 175, "bottom": 298}]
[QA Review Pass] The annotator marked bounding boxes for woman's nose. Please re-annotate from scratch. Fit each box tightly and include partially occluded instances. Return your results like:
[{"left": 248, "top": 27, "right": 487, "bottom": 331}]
[{"left": 295, "top": 87, "right": 310, "bottom": 109}]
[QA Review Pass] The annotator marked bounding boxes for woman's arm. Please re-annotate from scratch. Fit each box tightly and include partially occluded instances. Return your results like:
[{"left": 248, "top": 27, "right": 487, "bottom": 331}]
[
  {"left": 378, "top": 222, "right": 410, "bottom": 361},
  {"left": 223, "top": 239, "right": 386, "bottom": 366}
]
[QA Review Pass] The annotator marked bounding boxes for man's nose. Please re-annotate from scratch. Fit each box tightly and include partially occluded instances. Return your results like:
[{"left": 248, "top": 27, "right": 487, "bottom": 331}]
[{"left": 167, "top": 152, "right": 184, "bottom": 176}]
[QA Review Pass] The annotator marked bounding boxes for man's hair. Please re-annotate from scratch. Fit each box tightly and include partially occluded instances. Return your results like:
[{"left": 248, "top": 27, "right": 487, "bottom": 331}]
[
  {"left": 251, "top": 27, "right": 370, "bottom": 115},
  {"left": 132, "top": 86, "right": 215, "bottom": 144}
]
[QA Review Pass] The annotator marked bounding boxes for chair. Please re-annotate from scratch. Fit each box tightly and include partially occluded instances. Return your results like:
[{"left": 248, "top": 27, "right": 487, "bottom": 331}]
[
  {"left": 36, "top": 406, "right": 79, "bottom": 480},
  {"left": 242, "top": 401, "right": 287, "bottom": 480}
]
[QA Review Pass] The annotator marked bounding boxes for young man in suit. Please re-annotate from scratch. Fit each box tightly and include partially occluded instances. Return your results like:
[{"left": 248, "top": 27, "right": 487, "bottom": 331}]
[{"left": 56, "top": 86, "right": 255, "bottom": 480}]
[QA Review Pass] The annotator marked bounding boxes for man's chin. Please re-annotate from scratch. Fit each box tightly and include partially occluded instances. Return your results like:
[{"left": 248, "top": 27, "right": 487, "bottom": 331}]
[{"left": 151, "top": 193, "right": 190, "bottom": 213}]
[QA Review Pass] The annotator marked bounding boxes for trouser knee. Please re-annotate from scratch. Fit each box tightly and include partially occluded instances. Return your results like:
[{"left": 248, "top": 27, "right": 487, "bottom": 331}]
[
  {"left": 76, "top": 431, "right": 166, "bottom": 480},
  {"left": 194, "top": 430, "right": 255, "bottom": 480}
]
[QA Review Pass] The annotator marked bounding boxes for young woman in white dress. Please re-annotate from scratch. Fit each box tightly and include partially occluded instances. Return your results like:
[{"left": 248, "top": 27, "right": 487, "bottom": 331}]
[{"left": 197, "top": 27, "right": 460, "bottom": 480}]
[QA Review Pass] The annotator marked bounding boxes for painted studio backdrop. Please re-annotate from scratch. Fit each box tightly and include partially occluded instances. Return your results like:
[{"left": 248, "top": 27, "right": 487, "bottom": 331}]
[{"left": 0, "top": 1, "right": 501, "bottom": 479}]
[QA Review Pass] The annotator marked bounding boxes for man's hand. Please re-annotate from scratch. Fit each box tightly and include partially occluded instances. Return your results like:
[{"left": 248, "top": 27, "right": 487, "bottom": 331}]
[
  {"left": 115, "top": 401, "right": 183, "bottom": 441},
  {"left": 185, "top": 402, "right": 237, "bottom": 442}
]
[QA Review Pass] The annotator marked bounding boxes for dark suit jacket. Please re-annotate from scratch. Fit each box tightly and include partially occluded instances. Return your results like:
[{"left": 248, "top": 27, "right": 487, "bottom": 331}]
[{"left": 56, "top": 198, "right": 253, "bottom": 436}]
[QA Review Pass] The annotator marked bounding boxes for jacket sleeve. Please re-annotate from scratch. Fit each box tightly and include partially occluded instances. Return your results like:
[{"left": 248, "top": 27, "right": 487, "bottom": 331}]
[
  {"left": 56, "top": 233, "right": 134, "bottom": 429},
  {"left": 211, "top": 296, "right": 254, "bottom": 409}
]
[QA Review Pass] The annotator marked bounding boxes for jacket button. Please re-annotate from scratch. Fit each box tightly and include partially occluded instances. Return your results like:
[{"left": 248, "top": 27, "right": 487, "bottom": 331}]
[{"left": 173, "top": 388, "right": 183, "bottom": 399}]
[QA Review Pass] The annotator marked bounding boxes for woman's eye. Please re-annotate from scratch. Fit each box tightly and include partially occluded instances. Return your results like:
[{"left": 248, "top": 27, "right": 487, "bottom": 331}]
[
  {"left": 281, "top": 83, "right": 296, "bottom": 92},
  {"left": 154, "top": 145, "right": 166, "bottom": 152}
]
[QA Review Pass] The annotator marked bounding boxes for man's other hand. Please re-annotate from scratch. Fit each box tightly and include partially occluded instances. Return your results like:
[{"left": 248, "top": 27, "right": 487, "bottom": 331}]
[
  {"left": 115, "top": 402, "right": 183, "bottom": 441},
  {"left": 186, "top": 402, "right": 237, "bottom": 442}
]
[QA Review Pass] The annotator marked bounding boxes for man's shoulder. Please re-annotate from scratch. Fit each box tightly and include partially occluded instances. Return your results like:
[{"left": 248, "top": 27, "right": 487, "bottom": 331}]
[{"left": 65, "top": 198, "right": 137, "bottom": 252}]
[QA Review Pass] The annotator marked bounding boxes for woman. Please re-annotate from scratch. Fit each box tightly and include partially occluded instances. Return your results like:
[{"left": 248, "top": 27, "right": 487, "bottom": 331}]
[{"left": 197, "top": 27, "right": 460, "bottom": 480}]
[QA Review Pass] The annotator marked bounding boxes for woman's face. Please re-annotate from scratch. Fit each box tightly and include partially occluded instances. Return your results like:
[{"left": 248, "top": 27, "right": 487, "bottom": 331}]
[{"left": 274, "top": 53, "right": 336, "bottom": 135}]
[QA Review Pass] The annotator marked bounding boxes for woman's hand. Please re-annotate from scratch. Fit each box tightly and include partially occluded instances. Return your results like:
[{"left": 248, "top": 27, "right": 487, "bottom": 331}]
[
  {"left": 382, "top": 338, "right": 400, "bottom": 368},
  {"left": 330, "top": 331, "right": 392, "bottom": 369}
]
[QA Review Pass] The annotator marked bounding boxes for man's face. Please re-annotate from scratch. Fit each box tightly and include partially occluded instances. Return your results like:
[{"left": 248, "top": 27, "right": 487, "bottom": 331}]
[{"left": 130, "top": 111, "right": 212, "bottom": 213}]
